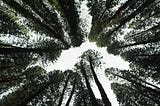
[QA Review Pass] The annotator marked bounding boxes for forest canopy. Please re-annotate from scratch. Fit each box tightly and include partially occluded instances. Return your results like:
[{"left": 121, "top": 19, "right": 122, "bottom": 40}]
[{"left": 0, "top": 0, "right": 160, "bottom": 106}]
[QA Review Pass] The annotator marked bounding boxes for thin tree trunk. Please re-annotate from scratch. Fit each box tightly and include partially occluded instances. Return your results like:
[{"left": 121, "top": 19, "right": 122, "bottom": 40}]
[
  {"left": 109, "top": 72, "right": 160, "bottom": 95},
  {"left": 57, "top": 73, "right": 70, "bottom": 106},
  {"left": 126, "top": 23, "right": 160, "bottom": 39},
  {"left": 80, "top": 62, "right": 100, "bottom": 106},
  {"left": 120, "top": 70, "right": 160, "bottom": 90},
  {"left": 2, "top": 79, "right": 51, "bottom": 106},
  {"left": 119, "top": 35, "right": 160, "bottom": 48},
  {"left": 89, "top": 56, "right": 111, "bottom": 106},
  {"left": 0, "top": 47, "right": 62, "bottom": 54},
  {"left": 65, "top": 80, "right": 76, "bottom": 106}
]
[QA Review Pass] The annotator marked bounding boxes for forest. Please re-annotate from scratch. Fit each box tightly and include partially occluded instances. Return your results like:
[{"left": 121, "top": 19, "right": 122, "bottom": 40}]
[{"left": 0, "top": 0, "right": 160, "bottom": 106}]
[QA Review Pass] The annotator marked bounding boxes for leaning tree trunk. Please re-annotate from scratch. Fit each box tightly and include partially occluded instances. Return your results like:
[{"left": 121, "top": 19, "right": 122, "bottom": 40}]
[
  {"left": 80, "top": 62, "right": 100, "bottom": 106},
  {"left": 65, "top": 79, "right": 76, "bottom": 106},
  {"left": 89, "top": 56, "right": 111, "bottom": 106},
  {"left": 57, "top": 73, "right": 70, "bottom": 106}
]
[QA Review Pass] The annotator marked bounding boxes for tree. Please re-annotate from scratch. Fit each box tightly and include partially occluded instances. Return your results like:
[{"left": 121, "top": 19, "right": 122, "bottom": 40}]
[
  {"left": 105, "top": 67, "right": 160, "bottom": 105},
  {"left": 1, "top": 0, "right": 85, "bottom": 47},
  {"left": 111, "top": 82, "right": 159, "bottom": 106},
  {"left": 78, "top": 49, "right": 111, "bottom": 106},
  {"left": 0, "top": 67, "right": 66, "bottom": 106},
  {"left": 88, "top": 0, "right": 159, "bottom": 48}
]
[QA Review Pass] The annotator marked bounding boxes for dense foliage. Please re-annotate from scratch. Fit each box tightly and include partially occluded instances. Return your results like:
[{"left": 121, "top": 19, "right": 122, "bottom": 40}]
[{"left": 0, "top": 0, "right": 160, "bottom": 106}]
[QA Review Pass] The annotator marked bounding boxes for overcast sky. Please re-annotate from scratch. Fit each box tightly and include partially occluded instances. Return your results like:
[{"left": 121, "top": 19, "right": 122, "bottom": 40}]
[
  {"left": 46, "top": 0, "right": 130, "bottom": 105},
  {"left": 46, "top": 41, "right": 129, "bottom": 106}
]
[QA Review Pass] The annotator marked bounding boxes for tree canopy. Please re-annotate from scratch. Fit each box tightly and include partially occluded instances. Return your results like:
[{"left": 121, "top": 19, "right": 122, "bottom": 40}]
[{"left": 0, "top": 0, "right": 160, "bottom": 106}]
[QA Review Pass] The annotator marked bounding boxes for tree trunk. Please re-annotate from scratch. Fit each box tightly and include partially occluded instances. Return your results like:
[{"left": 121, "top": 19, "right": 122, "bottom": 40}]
[
  {"left": 80, "top": 62, "right": 100, "bottom": 106},
  {"left": 65, "top": 80, "right": 76, "bottom": 106},
  {"left": 126, "top": 23, "right": 160, "bottom": 40},
  {"left": 2, "top": 79, "right": 51, "bottom": 106},
  {"left": 119, "top": 35, "right": 160, "bottom": 48},
  {"left": 89, "top": 56, "right": 111, "bottom": 106},
  {"left": 0, "top": 47, "right": 62, "bottom": 54},
  {"left": 57, "top": 73, "right": 70, "bottom": 106},
  {"left": 109, "top": 72, "right": 160, "bottom": 95}
]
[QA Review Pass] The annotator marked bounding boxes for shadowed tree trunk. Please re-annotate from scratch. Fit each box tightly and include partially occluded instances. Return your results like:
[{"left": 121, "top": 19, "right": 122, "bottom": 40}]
[
  {"left": 89, "top": 56, "right": 111, "bottom": 106},
  {"left": 57, "top": 73, "right": 70, "bottom": 106},
  {"left": 0, "top": 47, "right": 63, "bottom": 54},
  {"left": 80, "top": 62, "right": 100, "bottom": 106},
  {"left": 65, "top": 79, "right": 76, "bottom": 106}
]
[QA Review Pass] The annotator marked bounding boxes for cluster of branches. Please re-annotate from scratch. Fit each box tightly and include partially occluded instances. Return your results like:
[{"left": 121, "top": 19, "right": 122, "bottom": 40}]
[
  {"left": 87, "top": 0, "right": 160, "bottom": 105},
  {"left": 0, "top": 50, "right": 112, "bottom": 106}
]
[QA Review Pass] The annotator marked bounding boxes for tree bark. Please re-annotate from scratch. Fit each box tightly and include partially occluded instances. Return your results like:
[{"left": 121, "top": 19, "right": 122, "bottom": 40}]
[
  {"left": 57, "top": 73, "right": 70, "bottom": 106},
  {"left": 0, "top": 47, "right": 62, "bottom": 54},
  {"left": 89, "top": 56, "right": 111, "bottom": 106},
  {"left": 80, "top": 62, "right": 100, "bottom": 106},
  {"left": 65, "top": 80, "right": 76, "bottom": 106}
]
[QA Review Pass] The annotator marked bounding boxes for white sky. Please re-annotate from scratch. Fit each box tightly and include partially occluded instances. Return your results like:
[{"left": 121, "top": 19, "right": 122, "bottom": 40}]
[
  {"left": 46, "top": 41, "right": 129, "bottom": 106},
  {"left": 46, "top": 1, "right": 130, "bottom": 105}
]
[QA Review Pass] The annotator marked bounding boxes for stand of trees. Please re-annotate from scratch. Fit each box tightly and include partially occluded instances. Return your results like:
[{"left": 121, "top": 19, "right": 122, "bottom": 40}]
[{"left": 1, "top": 0, "right": 160, "bottom": 106}]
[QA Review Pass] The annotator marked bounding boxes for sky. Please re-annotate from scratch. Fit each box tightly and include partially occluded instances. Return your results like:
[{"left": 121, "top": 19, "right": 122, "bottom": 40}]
[
  {"left": 0, "top": 0, "right": 130, "bottom": 105},
  {"left": 46, "top": 1, "right": 130, "bottom": 105},
  {"left": 46, "top": 41, "right": 129, "bottom": 106}
]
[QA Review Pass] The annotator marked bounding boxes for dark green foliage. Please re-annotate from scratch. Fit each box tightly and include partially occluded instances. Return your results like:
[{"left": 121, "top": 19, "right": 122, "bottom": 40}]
[{"left": 1, "top": 0, "right": 160, "bottom": 105}]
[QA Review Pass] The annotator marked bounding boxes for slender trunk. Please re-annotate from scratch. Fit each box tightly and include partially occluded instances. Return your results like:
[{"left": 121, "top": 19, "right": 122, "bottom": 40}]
[
  {"left": 80, "top": 62, "right": 100, "bottom": 106},
  {"left": 57, "top": 73, "right": 70, "bottom": 106},
  {"left": 22, "top": 0, "right": 61, "bottom": 31},
  {"left": 58, "top": 0, "right": 82, "bottom": 46},
  {"left": 110, "top": 72, "right": 160, "bottom": 95},
  {"left": 65, "top": 80, "right": 76, "bottom": 106},
  {"left": 0, "top": 47, "right": 62, "bottom": 54},
  {"left": 98, "top": 0, "right": 112, "bottom": 20},
  {"left": 127, "top": 23, "right": 160, "bottom": 39},
  {"left": 119, "top": 36, "right": 160, "bottom": 48},
  {"left": 101, "top": 0, "right": 137, "bottom": 27},
  {"left": 2, "top": 79, "right": 51, "bottom": 106},
  {"left": 121, "top": 70, "right": 160, "bottom": 90},
  {"left": 135, "top": 54, "right": 160, "bottom": 57},
  {"left": 89, "top": 56, "right": 111, "bottom": 106}
]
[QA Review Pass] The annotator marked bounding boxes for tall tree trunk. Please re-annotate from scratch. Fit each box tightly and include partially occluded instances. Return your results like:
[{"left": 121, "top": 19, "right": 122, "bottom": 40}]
[
  {"left": 57, "top": 73, "right": 70, "bottom": 106},
  {"left": 109, "top": 72, "right": 160, "bottom": 95},
  {"left": 0, "top": 47, "right": 62, "bottom": 54},
  {"left": 80, "top": 62, "right": 100, "bottom": 106},
  {"left": 119, "top": 36, "right": 160, "bottom": 48},
  {"left": 2, "top": 79, "right": 51, "bottom": 106},
  {"left": 126, "top": 23, "right": 160, "bottom": 40},
  {"left": 65, "top": 80, "right": 76, "bottom": 106},
  {"left": 89, "top": 56, "right": 111, "bottom": 106}
]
